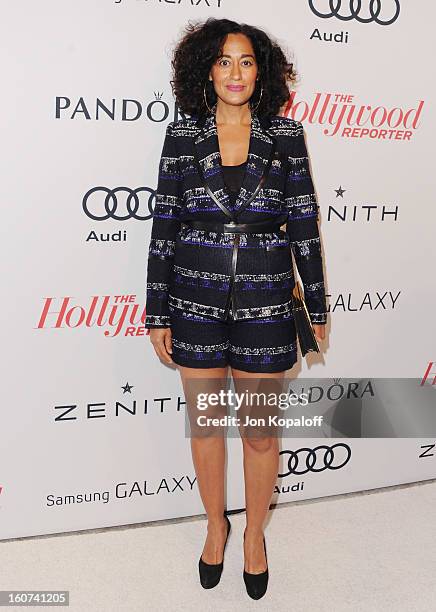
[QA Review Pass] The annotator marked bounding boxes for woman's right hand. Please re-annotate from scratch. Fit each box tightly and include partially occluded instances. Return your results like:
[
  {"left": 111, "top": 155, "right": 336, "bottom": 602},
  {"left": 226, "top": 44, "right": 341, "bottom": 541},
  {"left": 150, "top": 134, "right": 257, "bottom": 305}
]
[{"left": 148, "top": 328, "right": 174, "bottom": 365}]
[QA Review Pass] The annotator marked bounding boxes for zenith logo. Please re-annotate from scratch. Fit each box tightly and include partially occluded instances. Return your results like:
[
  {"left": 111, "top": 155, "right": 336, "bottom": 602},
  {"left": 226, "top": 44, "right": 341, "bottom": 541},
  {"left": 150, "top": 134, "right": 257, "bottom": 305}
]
[{"left": 308, "top": 0, "right": 400, "bottom": 26}]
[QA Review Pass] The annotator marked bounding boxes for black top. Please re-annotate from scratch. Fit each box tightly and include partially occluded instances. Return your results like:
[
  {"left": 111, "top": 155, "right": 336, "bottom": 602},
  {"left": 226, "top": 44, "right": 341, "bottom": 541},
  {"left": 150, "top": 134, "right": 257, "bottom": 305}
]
[{"left": 221, "top": 160, "right": 247, "bottom": 206}]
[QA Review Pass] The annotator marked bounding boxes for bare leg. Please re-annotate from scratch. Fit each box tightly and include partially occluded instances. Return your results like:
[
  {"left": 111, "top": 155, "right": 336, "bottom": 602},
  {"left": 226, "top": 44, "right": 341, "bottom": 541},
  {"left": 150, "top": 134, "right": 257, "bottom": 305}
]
[
  {"left": 178, "top": 364, "right": 230, "bottom": 564},
  {"left": 231, "top": 367, "right": 284, "bottom": 573}
]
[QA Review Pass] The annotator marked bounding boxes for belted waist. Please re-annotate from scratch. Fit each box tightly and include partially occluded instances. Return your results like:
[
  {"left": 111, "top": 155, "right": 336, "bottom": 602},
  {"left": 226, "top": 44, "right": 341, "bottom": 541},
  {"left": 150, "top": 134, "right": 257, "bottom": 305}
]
[{"left": 181, "top": 214, "right": 288, "bottom": 234}]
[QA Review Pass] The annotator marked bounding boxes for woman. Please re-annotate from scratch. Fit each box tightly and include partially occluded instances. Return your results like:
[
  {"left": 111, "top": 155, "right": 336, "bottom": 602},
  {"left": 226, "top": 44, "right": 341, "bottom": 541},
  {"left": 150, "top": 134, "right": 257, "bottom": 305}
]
[{"left": 145, "top": 17, "right": 327, "bottom": 600}]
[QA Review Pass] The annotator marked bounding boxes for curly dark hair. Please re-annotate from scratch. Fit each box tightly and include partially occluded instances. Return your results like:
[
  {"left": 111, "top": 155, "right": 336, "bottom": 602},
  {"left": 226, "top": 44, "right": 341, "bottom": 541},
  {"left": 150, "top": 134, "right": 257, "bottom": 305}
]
[{"left": 169, "top": 18, "right": 297, "bottom": 119}]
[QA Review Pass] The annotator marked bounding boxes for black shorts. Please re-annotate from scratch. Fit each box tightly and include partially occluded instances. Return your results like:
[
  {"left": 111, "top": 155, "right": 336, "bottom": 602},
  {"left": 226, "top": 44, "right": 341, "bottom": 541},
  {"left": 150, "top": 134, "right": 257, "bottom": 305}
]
[{"left": 168, "top": 301, "right": 298, "bottom": 373}]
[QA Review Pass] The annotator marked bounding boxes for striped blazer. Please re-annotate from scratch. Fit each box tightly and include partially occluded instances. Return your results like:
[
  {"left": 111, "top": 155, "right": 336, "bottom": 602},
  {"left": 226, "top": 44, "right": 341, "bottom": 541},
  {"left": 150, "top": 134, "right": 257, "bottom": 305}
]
[{"left": 145, "top": 105, "right": 327, "bottom": 328}]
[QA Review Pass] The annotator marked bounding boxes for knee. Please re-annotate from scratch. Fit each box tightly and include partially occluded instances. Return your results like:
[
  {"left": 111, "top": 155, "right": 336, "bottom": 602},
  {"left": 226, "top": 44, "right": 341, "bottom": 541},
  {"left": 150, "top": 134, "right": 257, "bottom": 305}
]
[{"left": 242, "top": 435, "right": 276, "bottom": 454}]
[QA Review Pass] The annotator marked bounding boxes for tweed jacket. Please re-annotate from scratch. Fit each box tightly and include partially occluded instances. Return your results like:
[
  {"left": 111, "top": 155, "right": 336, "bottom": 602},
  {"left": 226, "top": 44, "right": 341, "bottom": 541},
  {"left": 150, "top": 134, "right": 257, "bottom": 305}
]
[{"left": 145, "top": 105, "right": 328, "bottom": 328}]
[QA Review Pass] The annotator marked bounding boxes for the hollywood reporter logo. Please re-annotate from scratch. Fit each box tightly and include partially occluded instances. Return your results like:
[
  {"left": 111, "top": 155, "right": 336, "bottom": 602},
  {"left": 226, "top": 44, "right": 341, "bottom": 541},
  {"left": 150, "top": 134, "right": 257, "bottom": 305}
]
[
  {"left": 36, "top": 295, "right": 146, "bottom": 338},
  {"left": 421, "top": 362, "right": 436, "bottom": 386}
]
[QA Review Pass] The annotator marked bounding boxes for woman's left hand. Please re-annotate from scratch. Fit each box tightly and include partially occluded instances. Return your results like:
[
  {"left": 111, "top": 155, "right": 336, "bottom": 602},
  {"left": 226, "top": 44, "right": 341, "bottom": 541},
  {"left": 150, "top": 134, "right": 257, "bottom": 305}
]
[{"left": 312, "top": 324, "right": 326, "bottom": 343}]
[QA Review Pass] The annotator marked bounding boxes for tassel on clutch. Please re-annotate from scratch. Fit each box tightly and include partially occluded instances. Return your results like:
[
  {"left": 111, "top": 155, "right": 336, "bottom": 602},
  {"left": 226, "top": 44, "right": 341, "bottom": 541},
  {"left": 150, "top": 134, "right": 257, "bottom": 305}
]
[{"left": 291, "top": 279, "right": 320, "bottom": 357}]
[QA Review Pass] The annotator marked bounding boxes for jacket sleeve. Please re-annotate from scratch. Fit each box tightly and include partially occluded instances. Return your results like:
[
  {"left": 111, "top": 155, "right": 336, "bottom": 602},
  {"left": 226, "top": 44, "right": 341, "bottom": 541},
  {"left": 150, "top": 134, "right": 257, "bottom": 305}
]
[
  {"left": 284, "top": 121, "right": 327, "bottom": 325},
  {"left": 145, "top": 121, "right": 183, "bottom": 329}
]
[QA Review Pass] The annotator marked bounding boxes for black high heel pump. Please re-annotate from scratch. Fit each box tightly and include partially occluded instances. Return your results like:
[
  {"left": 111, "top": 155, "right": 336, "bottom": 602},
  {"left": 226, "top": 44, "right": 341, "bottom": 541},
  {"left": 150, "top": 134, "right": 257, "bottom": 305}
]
[
  {"left": 243, "top": 530, "right": 269, "bottom": 600},
  {"left": 198, "top": 513, "right": 231, "bottom": 589}
]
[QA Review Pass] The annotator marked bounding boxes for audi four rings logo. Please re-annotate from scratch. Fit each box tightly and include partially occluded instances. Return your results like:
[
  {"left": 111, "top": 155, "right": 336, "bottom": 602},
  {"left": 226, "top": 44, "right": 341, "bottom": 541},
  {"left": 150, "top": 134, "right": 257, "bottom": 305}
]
[
  {"left": 308, "top": 0, "right": 400, "bottom": 25},
  {"left": 82, "top": 187, "right": 155, "bottom": 221},
  {"left": 279, "top": 443, "right": 351, "bottom": 477}
]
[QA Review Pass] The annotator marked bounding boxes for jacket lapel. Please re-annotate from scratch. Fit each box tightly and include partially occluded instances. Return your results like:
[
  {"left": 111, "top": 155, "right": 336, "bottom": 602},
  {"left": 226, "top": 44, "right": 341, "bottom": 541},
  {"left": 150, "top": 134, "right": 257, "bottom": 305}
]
[{"left": 193, "top": 104, "right": 275, "bottom": 219}]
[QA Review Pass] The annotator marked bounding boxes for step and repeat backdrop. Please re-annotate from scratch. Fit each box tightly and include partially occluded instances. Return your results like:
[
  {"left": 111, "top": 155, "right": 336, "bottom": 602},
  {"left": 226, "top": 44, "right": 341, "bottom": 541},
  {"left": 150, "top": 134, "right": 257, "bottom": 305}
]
[{"left": 2, "top": 1, "right": 435, "bottom": 539}]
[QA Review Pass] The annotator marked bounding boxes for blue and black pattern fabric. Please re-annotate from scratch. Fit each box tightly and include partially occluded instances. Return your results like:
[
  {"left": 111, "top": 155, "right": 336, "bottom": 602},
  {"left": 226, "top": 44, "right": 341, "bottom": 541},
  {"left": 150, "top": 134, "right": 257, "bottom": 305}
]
[
  {"left": 145, "top": 104, "right": 327, "bottom": 330},
  {"left": 168, "top": 304, "right": 298, "bottom": 373}
]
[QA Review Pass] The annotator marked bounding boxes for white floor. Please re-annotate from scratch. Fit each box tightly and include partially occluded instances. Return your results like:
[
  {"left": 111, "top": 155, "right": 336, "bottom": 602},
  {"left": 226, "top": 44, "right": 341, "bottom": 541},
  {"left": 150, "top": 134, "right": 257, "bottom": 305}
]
[{"left": 2, "top": 479, "right": 435, "bottom": 612}]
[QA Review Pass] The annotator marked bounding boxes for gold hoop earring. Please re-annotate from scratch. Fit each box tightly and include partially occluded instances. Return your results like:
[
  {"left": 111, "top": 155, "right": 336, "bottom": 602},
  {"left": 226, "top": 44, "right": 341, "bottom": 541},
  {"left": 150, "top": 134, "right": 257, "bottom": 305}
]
[
  {"left": 250, "top": 84, "right": 263, "bottom": 113},
  {"left": 203, "top": 80, "right": 214, "bottom": 114}
]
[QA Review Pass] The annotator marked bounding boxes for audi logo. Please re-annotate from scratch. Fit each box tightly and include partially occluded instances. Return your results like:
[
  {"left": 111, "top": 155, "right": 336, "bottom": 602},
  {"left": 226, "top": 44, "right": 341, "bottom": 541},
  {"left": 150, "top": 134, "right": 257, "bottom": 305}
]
[
  {"left": 279, "top": 443, "right": 351, "bottom": 476},
  {"left": 82, "top": 186, "right": 155, "bottom": 221},
  {"left": 308, "top": 0, "right": 400, "bottom": 25}
]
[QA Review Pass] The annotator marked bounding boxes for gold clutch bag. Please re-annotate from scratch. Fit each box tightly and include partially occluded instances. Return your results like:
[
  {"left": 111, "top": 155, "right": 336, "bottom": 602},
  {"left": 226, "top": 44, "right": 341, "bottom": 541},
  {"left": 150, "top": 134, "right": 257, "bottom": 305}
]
[{"left": 291, "top": 280, "right": 320, "bottom": 357}]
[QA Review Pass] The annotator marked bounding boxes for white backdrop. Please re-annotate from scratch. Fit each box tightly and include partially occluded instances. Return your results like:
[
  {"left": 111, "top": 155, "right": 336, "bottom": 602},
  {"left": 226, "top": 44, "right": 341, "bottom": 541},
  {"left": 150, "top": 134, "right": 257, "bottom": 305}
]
[{"left": 1, "top": 1, "right": 435, "bottom": 540}]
